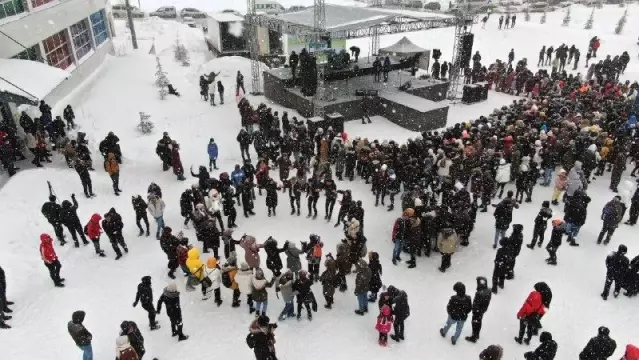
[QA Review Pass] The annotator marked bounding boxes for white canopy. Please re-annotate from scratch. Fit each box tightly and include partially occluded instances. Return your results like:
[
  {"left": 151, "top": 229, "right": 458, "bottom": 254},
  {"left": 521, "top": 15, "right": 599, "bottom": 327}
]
[
  {"left": 379, "top": 36, "right": 427, "bottom": 55},
  {"left": 0, "top": 59, "right": 69, "bottom": 104}
]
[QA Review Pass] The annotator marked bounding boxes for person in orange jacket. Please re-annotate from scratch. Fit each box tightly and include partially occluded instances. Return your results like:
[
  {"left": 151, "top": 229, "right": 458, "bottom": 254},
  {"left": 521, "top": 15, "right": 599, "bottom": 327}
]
[
  {"left": 40, "top": 234, "right": 64, "bottom": 287},
  {"left": 104, "top": 152, "right": 122, "bottom": 196}
]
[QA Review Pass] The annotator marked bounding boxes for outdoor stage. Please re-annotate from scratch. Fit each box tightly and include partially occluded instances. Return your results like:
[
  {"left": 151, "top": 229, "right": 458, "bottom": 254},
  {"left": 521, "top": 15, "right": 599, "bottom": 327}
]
[{"left": 264, "top": 64, "right": 450, "bottom": 132}]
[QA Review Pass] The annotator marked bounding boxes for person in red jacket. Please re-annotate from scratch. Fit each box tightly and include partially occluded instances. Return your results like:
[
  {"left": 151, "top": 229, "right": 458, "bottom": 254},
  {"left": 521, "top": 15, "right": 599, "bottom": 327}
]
[
  {"left": 515, "top": 287, "right": 546, "bottom": 345},
  {"left": 40, "top": 234, "right": 64, "bottom": 287},
  {"left": 85, "top": 213, "right": 106, "bottom": 257}
]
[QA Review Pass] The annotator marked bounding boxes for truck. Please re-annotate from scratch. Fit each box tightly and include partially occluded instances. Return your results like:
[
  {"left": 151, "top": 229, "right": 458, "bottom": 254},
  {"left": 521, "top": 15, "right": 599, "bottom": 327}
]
[{"left": 204, "top": 12, "right": 249, "bottom": 57}]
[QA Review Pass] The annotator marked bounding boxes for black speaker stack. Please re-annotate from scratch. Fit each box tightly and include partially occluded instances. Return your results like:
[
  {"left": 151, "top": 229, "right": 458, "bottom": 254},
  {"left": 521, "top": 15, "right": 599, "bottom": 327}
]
[
  {"left": 459, "top": 33, "right": 474, "bottom": 69},
  {"left": 355, "top": 89, "right": 379, "bottom": 97}
]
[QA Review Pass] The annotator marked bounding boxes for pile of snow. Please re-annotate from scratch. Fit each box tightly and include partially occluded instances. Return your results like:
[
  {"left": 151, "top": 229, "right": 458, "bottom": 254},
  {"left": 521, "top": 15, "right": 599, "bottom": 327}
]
[{"left": 0, "top": 59, "right": 69, "bottom": 101}]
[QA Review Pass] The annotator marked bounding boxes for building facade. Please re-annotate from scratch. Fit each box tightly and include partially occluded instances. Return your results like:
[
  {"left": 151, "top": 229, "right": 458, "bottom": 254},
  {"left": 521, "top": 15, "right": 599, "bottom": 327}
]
[{"left": 0, "top": 0, "right": 113, "bottom": 106}]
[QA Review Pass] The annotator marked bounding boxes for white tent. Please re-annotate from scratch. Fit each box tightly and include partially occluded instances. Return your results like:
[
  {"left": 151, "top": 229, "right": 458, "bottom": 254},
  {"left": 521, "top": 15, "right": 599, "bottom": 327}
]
[{"left": 379, "top": 36, "right": 427, "bottom": 56}]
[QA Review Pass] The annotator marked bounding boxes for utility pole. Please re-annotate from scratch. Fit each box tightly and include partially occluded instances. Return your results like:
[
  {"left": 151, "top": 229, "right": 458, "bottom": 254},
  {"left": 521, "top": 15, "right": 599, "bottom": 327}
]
[{"left": 125, "top": 0, "right": 138, "bottom": 49}]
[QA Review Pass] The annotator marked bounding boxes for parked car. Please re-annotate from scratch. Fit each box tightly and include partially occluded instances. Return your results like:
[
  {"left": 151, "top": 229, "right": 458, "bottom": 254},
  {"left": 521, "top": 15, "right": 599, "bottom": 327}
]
[
  {"left": 150, "top": 6, "right": 177, "bottom": 18},
  {"left": 180, "top": 8, "right": 206, "bottom": 18},
  {"left": 183, "top": 16, "right": 197, "bottom": 28},
  {"left": 111, "top": 4, "right": 145, "bottom": 19}
]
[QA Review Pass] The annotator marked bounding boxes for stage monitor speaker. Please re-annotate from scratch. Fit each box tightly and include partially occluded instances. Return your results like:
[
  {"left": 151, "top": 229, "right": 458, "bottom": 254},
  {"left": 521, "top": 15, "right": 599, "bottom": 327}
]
[
  {"left": 480, "top": 82, "right": 489, "bottom": 100},
  {"left": 355, "top": 89, "right": 379, "bottom": 97},
  {"left": 459, "top": 33, "right": 474, "bottom": 68},
  {"left": 462, "top": 84, "right": 481, "bottom": 104}
]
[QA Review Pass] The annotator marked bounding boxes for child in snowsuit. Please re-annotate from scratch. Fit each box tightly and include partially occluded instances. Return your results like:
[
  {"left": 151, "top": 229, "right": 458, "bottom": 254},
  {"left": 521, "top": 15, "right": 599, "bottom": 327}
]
[
  {"left": 376, "top": 304, "right": 394, "bottom": 346},
  {"left": 528, "top": 201, "right": 553, "bottom": 249},
  {"left": 545, "top": 220, "right": 565, "bottom": 265}
]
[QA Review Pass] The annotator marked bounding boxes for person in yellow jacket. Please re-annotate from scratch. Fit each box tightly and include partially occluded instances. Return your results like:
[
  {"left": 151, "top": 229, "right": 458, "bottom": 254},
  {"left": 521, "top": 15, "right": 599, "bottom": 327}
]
[
  {"left": 104, "top": 152, "right": 122, "bottom": 196},
  {"left": 221, "top": 252, "right": 240, "bottom": 307},
  {"left": 595, "top": 138, "right": 613, "bottom": 176},
  {"left": 186, "top": 248, "right": 210, "bottom": 299}
]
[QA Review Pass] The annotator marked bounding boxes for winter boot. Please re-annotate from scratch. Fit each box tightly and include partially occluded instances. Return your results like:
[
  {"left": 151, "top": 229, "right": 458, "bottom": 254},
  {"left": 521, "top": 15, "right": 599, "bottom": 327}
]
[
  {"left": 146, "top": 229, "right": 150, "bottom": 237},
  {"left": 138, "top": 229, "right": 144, "bottom": 236},
  {"left": 290, "top": 209, "right": 295, "bottom": 215},
  {"left": 354, "top": 310, "right": 365, "bottom": 315},
  {"left": 465, "top": 335, "right": 478, "bottom": 343},
  {"left": 268, "top": 209, "right": 272, "bottom": 217},
  {"left": 297, "top": 209, "right": 300, "bottom": 216},
  {"left": 74, "top": 241, "right": 80, "bottom": 248},
  {"left": 390, "top": 334, "right": 400, "bottom": 342}
]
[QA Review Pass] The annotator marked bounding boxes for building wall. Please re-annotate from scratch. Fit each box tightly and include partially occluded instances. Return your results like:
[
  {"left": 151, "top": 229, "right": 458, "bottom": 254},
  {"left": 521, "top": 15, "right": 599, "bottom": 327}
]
[
  {"left": 0, "top": 0, "right": 113, "bottom": 109},
  {"left": 0, "top": 0, "right": 108, "bottom": 58},
  {"left": 43, "top": 40, "right": 110, "bottom": 106}
]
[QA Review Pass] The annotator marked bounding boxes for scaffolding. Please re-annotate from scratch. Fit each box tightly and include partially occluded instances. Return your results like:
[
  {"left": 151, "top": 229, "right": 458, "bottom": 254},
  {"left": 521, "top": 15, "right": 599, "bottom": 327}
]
[
  {"left": 247, "top": 0, "right": 263, "bottom": 95},
  {"left": 312, "top": 0, "right": 327, "bottom": 117},
  {"left": 370, "top": 0, "right": 383, "bottom": 57}
]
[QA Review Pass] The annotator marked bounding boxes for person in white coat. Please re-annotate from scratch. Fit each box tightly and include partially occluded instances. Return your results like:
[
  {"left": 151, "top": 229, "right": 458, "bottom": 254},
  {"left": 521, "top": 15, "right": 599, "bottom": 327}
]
[
  {"left": 147, "top": 194, "right": 166, "bottom": 240},
  {"left": 495, "top": 158, "right": 512, "bottom": 198},
  {"left": 208, "top": 189, "right": 225, "bottom": 231},
  {"left": 206, "top": 257, "right": 223, "bottom": 306},
  {"left": 235, "top": 262, "right": 255, "bottom": 313},
  {"left": 437, "top": 155, "right": 452, "bottom": 185},
  {"left": 565, "top": 161, "right": 586, "bottom": 201},
  {"left": 115, "top": 335, "right": 139, "bottom": 360}
]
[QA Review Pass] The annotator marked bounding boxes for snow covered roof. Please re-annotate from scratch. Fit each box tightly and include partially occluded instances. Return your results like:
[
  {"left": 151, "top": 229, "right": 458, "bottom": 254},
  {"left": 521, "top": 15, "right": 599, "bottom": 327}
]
[
  {"left": 208, "top": 12, "right": 245, "bottom": 22},
  {"left": 0, "top": 59, "right": 69, "bottom": 105},
  {"left": 379, "top": 36, "right": 427, "bottom": 54},
  {"left": 275, "top": 4, "right": 400, "bottom": 31}
]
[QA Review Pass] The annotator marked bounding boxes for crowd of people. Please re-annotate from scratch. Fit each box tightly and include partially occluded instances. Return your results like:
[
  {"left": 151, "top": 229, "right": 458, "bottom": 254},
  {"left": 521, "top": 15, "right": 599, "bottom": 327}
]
[{"left": 3, "top": 35, "right": 639, "bottom": 360}]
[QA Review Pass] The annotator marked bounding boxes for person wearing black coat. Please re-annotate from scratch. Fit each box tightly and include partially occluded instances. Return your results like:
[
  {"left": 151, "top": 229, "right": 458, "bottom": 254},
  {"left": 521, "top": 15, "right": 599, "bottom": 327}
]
[
  {"left": 349, "top": 200, "right": 365, "bottom": 233},
  {"left": 289, "top": 51, "right": 299, "bottom": 81},
  {"left": 156, "top": 284, "right": 188, "bottom": 341},
  {"left": 367, "top": 252, "right": 383, "bottom": 301},
  {"left": 563, "top": 190, "right": 590, "bottom": 246},
  {"left": 120, "top": 320, "right": 146, "bottom": 359},
  {"left": 492, "top": 237, "right": 510, "bottom": 294},
  {"left": 334, "top": 189, "right": 353, "bottom": 227},
  {"left": 180, "top": 189, "right": 194, "bottom": 227},
  {"left": 263, "top": 237, "right": 286, "bottom": 277},
  {"left": 41, "top": 195, "right": 66, "bottom": 245},
  {"left": 74, "top": 158, "right": 95, "bottom": 198},
  {"left": 528, "top": 202, "right": 553, "bottom": 249},
  {"left": 102, "top": 208, "right": 128, "bottom": 259},
  {"left": 525, "top": 331, "right": 558, "bottom": 360},
  {"left": 60, "top": 194, "right": 89, "bottom": 247},
  {"left": 133, "top": 276, "right": 159, "bottom": 330},
  {"left": 217, "top": 81, "right": 225, "bottom": 104},
  {"left": 250, "top": 315, "right": 277, "bottom": 360},
  {"left": 324, "top": 178, "right": 338, "bottom": 221},
  {"left": 579, "top": 326, "right": 616, "bottom": 360},
  {"left": 466, "top": 276, "right": 492, "bottom": 343},
  {"left": 440, "top": 282, "right": 472, "bottom": 345},
  {"left": 293, "top": 270, "right": 317, "bottom": 320},
  {"left": 160, "top": 227, "right": 180, "bottom": 279},
  {"left": 222, "top": 185, "right": 238, "bottom": 228},
  {"left": 132, "top": 195, "right": 150, "bottom": 236},
  {"left": 601, "top": 244, "right": 629, "bottom": 300},
  {"left": 389, "top": 288, "right": 409, "bottom": 342},
  {"left": 0, "top": 265, "right": 12, "bottom": 329},
  {"left": 265, "top": 178, "right": 279, "bottom": 217},
  {"left": 190, "top": 166, "right": 211, "bottom": 192},
  {"left": 505, "top": 224, "right": 524, "bottom": 279}
]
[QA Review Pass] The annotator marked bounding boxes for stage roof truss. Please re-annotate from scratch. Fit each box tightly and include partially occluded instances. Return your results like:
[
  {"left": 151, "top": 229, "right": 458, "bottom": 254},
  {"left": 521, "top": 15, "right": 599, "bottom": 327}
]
[{"left": 244, "top": 13, "right": 462, "bottom": 42}]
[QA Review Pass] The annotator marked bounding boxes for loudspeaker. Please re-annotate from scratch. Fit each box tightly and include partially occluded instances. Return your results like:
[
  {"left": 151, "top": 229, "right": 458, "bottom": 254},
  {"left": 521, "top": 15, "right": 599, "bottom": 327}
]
[
  {"left": 462, "top": 84, "right": 481, "bottom": 104},
  {"left": 459, "top": 33, "right": 474, "bottom": 68}
]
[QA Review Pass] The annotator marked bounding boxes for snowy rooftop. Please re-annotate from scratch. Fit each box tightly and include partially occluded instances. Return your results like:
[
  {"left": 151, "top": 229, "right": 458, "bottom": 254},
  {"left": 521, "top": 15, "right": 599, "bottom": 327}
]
[
  {"left": 273, "top": 4, "right": 441, "bottom": 32},
  {"left": 0, "top": 59, "right": 69, "bottom": 104},
  {"left": 207, "top": 12, "right": 245, "bottom": 22}
]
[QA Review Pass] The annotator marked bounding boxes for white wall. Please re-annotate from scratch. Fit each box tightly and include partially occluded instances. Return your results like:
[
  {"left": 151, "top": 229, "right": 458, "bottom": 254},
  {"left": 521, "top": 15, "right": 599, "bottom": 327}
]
[
  {"left": 0, "top": 0, "right": 108, "bottom": 58},
  {"left": 43, "top": 39, "right": 112, "bottom": 108}
]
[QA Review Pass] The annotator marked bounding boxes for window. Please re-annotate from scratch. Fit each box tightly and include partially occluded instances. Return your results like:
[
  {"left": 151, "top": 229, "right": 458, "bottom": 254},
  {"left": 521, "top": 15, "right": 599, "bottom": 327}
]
[
  {"left": 70, "top": 19, "right": 93, "bottom": 60},
  {"left": 90, "top": 10, "right": 108, "bottom": 46},
  {"left": 42, "top": 30, "right": 73, "bottom": 69},
  {"left": 11, "top": 44, "right": 40, "bottom": 61},
  {"left": 31, "top": 0, "right": 53, "bottom": 8},
  {"left": 0, "top": 0, "right": 25, "bottom": 20}
]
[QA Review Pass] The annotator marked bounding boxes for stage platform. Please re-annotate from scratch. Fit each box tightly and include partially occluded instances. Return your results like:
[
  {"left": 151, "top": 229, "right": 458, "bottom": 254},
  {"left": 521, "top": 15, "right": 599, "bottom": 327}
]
[{"left": 264, "top": 67, "right": 450, "bottom": 132}]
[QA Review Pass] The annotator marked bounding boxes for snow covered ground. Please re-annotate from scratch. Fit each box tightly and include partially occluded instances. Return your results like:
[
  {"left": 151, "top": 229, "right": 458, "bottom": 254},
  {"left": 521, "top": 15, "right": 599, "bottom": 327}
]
[{"left": 2, "top": 5, "right": 639, "bottom": 359}]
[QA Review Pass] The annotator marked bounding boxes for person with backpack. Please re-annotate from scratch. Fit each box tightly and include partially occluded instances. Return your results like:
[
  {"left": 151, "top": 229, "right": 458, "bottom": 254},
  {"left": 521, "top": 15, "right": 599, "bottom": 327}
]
[
  {"left": 41, "top": 195, "right": 66, "bottom": 246},
  {"left": 221, "top": 252, "right": 240, "bottom": 307},
  {"left": 251, "top": 268, "right": 276, "bottom": 317},
  {"left": 302, "top": 234, "right": 323, "bottom": 281},
  {"left": 156, "top": 283, "right": 188, "bottom": 341},
  {"left": 85, "top": 213, "right": 106, "bottom": 257},
  {"left": 319, "top": 256, "right": 337, "bottom": 309},
  {"left": 119, "top": 321, "right": 145, "bottom": 359},
  {"left": 389, "top": 287, "right": 409, "bottom": 342},
  {"left": 439, "top": 282, "right": 472, "bottom": 345},
  {"left": 186, "top": 247, "right": 209, "bottom": 300}
]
